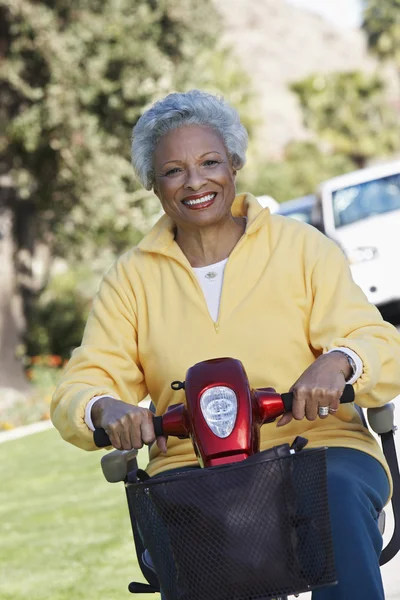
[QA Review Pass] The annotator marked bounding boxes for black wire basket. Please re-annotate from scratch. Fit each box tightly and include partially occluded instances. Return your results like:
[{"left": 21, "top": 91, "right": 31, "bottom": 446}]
[{"left": 126, "top": 446, "right": 337, "bottom": 600}]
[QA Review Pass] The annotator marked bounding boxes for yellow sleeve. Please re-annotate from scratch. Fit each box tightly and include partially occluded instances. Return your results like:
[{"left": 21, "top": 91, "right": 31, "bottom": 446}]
[
  {"left": 51, "top": 257, "right": 148, "bottom": 450},
  {"left": 307, "top": 235, "right": 400, "bottom": 407}
]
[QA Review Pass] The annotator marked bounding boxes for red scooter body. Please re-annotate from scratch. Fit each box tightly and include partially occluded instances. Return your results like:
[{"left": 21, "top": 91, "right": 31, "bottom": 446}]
[
  {"left": 94, "top": 357, "right": 366, "bottom": 599},
  {"left": 161, "top": 357, "right": 286, "bottom": 467}
]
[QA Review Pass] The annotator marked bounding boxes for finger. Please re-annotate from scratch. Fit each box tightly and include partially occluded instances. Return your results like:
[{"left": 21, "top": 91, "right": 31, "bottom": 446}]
[
  {"left": 156, "top": 436, "right": 168, "bottom": 453},
  {"left": 140, "top": 411, "right": 156, "bottom": 445},
  {"left": 305, "top": 388, "right": 320, "bottom": 421},
  {"left": 276, "top": 412, "right": 293, "bottom": 427},
  {"left": 115, "top": 412, "right": 142, "bottom": 450},
  {"left": 291, "top": 389, "right": 306, "bottom": 421},
  {"left": 119, "top": 420, "right": 135, "bottom": 450},
  {"left": 127, "top": 414, "right": 144, "bottom": 449},
  {"left": 318, "top": 389, "right": 341, "bottom": 419},
  {"left": 317, "top": 406, "right": 330, "bottom": 420},
  {"left": 107, "top": 426, "right": 123, "bottom": 450},
  {"left": 328, "top": 392, "right": 341, "bottom": 413},
  {"left": 127, "top": 422, "right": 142, "bottom": 450}
]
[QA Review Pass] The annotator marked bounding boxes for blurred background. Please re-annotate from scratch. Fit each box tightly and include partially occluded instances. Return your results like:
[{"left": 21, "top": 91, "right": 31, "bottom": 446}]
[{"left": 1, "top": 1, "right": 400, "bottom": 599}]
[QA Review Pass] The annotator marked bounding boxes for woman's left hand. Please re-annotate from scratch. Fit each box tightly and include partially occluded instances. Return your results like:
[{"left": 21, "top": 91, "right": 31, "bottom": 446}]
[{"left": 277, "top": 352, "right": 352, "bottom": 427}]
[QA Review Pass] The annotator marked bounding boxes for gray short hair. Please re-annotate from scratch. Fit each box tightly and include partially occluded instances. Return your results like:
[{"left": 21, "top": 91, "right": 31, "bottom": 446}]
[{"left": 132, "top": 89, "right": 249, "bottom": 190}]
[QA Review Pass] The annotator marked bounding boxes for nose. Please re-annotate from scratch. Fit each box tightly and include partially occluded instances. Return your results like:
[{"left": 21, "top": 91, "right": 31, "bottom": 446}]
[{"left": 184, "top": 166, "right": 207, "bottom": 191}]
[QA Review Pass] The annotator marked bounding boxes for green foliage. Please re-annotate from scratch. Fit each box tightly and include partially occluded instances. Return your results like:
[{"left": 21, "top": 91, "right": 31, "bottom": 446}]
[
  {"left": 239, "top": 141, "right": 356, "bottom": 202},
  {"left": 2, "top": 0, "right": 256, "bottom": 261},
  {"left": 2, "top": 0, "right": 257, "bottom": 373},
  {"left": 25, "top": 269, "right": 94, "bottom": 359},
  {"left": 362, "top": 0, "right": 400, "bottom": 66},
  {"left": 291, "top": 71, "right": 400, "bottom": 167}
]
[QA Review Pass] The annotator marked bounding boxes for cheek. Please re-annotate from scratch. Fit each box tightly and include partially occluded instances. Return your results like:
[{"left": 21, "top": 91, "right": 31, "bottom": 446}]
[
  {"left": 154, "top": 180, "right": 173, "bottom": 202},
  {"left": 221, "top": 170, "right": 236, "bottom": 191},
  {"left": 157, "top": 187, "right": 181, "bottom": 214},
  {"left": 219, "top": 164, "right": 236, "bottom": 182}
]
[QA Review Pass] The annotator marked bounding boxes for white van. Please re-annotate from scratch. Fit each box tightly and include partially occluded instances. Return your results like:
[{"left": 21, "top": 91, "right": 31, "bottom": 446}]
[{"left": 318, "top": 160, "right": 400, "bottom": 312}]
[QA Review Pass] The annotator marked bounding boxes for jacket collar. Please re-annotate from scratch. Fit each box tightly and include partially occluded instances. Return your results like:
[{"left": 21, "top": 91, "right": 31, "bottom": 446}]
[{"left": 137, "top": 193, "right": 269, "bottom": 256}]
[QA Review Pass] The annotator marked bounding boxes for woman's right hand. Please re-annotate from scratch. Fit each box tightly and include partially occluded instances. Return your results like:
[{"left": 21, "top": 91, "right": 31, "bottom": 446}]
[{"left": 91, "top": 397, "right": 167, "bottom": 453}]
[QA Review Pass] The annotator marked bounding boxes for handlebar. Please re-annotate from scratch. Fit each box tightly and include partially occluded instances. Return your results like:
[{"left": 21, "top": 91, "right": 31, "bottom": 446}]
[
  {"left": 93, "top": 385, "right": 354, "bottom": 449},
  {"left": 93, "top": 416, "right": 164, "bottom": 448},
  {"left": 281, "top": 384, "right": 355, "bottom": 412}
]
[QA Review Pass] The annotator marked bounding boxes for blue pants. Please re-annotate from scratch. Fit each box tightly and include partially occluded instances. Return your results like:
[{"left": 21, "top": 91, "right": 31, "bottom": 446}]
[
  {"left": 151, "top": 448, "right": 389, "bottom": 600},
  {"left": 311, "top": 448, "right": 389, "bottom": 600}
]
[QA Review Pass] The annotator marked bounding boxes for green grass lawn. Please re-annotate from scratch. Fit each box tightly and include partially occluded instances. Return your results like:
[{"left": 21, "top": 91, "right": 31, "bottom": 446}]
[{"left": 0, "top": 429, "right": 155, "bottom": 600}]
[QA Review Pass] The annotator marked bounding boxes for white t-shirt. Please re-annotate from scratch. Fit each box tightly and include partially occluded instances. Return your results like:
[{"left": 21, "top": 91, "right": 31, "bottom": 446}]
[{"left": 193, "top": 258, "right": 228, "bottom": 323}]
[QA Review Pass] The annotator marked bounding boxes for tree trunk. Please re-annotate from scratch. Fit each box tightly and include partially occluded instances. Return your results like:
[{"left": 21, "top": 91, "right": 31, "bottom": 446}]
[
  {"left": 0, "top": 206, "right": 31, "bottom": 394},
  {"left": 14, "top": 200, "right": 52, "bottom": 334},
  {"left": 351, "top": 154, "right": 367, "bottom": 169}
]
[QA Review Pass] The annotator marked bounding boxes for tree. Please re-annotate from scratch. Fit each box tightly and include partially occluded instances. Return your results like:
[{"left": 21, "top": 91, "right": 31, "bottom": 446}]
[
  {"left": 239, "top": 141, "right": 355, "bottom": 203},
  {"left": 1, "top": 0, "right": 255, "bottom": 393},
  {"left": 291, "top": 71, "right": 400, "bottom": 168},
  {"left": 362, "top": 0, "right": 400, "bottom": 70}
]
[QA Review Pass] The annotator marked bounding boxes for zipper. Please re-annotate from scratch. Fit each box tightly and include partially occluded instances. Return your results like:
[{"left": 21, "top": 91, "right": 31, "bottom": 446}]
[
  {"left": 157, "top": 219, "right": 251, "bottom": 334},
  {"left": 161, "top": 253, "right": 219, "bottom": 330},
  {"left": 212, "top": 229, "right": 249, "bottom": 334}
]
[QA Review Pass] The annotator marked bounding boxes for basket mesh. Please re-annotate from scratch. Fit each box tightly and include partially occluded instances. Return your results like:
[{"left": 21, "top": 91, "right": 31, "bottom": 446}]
[{"left": 127, "top": 448, "right": 336, "bottom": 600}]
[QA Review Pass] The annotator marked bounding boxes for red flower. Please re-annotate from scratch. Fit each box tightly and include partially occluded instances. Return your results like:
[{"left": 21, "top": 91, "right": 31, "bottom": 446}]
[{"left": 48, "top": 355, "right": 63, "bottom": 367}]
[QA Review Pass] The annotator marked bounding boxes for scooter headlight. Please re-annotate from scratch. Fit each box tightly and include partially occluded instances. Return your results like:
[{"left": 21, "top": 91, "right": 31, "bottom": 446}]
[{"left": 200, "top": 386, "right": 237, "bottom": 438}]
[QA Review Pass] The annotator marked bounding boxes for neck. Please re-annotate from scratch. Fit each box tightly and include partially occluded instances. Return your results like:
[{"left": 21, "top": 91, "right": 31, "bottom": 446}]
[{"left": 175, "top": 215, "right": 246, "bottom": 267}]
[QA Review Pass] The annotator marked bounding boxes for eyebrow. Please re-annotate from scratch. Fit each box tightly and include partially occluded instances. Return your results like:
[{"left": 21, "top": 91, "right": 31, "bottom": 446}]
[{"left": 161, "top": 151, "right": 223, "bottom": 168}]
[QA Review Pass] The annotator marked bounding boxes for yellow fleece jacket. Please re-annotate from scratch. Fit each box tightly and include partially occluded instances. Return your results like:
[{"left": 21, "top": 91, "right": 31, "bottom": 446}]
[{"left": 51, "top": 193, "right": 400, "bottom": 485}]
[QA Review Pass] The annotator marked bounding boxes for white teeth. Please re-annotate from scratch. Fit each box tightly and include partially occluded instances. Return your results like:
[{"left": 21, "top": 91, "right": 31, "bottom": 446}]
[{"left": 183, "top": 193, "right": 215, "bottom": 206}]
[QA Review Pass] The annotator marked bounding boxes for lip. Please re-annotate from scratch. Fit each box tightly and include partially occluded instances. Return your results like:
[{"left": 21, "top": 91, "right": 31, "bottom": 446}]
[
  {"left": 181, "top": 192, "right": 217, "bottom": 211},
  {"left": 182, "top": 192, "right": 217, "bottom": 202}
]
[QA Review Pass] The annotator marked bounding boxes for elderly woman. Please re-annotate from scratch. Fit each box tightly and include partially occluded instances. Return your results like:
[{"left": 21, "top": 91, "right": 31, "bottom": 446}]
[{"left": 51, "top": 90, "right": 400, "bottom": 600}]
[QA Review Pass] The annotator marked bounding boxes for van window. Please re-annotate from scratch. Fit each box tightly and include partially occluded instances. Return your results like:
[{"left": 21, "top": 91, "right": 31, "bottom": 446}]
[
  {"left": 332, "top": 173, "right": 400, "bottom": 228},
  {"left": 283, "top": 208, "right": 313, "bottom": 224}
]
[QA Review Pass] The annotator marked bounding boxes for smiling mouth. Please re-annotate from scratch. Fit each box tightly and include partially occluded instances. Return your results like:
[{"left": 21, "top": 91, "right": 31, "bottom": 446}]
[{"left": 182, "top": 193, "right": 217, "bottom": 209}]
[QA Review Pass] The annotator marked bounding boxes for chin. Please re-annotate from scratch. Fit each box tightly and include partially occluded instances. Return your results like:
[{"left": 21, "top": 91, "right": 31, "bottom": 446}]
[{"left": 186, "top": 213, "right": 228, "bottom": 229}]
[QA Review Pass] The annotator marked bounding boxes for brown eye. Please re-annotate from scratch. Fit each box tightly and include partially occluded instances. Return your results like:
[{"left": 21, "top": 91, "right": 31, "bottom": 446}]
[{"left": 165, "top": 167, "right": 181, "bottom": 176}]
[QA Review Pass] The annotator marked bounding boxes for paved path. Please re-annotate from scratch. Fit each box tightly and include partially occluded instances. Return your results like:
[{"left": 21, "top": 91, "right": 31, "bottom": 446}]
[{"left": 0, "top": 419, "right": 52, "bottom": 444}]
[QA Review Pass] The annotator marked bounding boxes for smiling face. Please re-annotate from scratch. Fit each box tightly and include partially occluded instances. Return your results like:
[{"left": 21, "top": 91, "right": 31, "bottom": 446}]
[{"left": 153, "top": 125, "right": 237, "bottom": 230}]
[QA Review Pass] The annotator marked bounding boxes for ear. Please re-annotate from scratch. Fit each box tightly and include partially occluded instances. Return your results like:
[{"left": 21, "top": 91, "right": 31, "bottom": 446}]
[
  {"left": 153, "top": 183, "right": 160, "bottom": 199},
  {"left": 229, "top": 158, "right": 237, "bottom": 179}
]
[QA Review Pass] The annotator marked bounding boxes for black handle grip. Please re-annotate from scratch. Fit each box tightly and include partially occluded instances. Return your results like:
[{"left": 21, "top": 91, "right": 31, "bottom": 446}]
[
  {"left": 94, "top": 428, "right": 112, "bottom": 448},
  {"left": 281, "top": 384, "right": 354, "bottom": 413},
  {"left": 94, "top": 415, "right": 164, "bottom": 448},
  {"left": 153, "top": 416, "right": 164, "bottom": 437}
]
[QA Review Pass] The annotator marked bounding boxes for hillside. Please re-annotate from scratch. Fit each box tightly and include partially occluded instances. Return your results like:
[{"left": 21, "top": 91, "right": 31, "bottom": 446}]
[{"left": 214, "top": 0, "right": 396, "bottom": 157}]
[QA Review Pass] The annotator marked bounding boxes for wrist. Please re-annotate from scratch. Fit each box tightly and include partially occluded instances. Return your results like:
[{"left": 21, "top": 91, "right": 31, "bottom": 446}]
[
  {"left": 322, "top": 351, "right": 352, "bottom": 381},
  {"left": 91, "top": 396, "right": 117, "bottom": 428}
]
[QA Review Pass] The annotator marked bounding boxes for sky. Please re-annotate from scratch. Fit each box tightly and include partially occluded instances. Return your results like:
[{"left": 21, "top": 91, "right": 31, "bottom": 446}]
[{"left": 287, "top": 0, "right": 362, "bottom": 29}]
